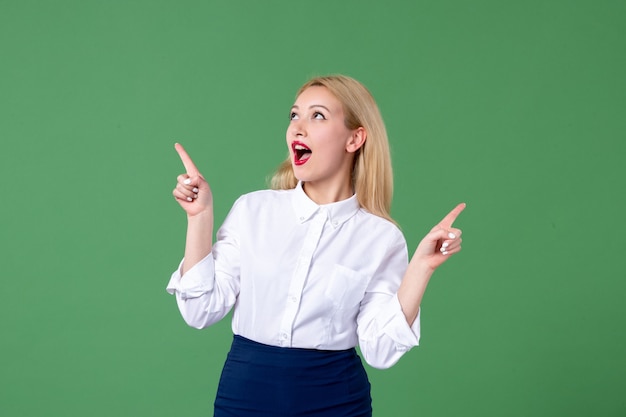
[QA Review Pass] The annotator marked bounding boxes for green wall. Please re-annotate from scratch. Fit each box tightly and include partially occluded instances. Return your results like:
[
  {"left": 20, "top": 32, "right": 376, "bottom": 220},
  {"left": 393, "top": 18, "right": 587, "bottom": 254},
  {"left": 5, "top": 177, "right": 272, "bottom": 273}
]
[{"left": 1, "top": 1, "right": 624, "bottom": 415}]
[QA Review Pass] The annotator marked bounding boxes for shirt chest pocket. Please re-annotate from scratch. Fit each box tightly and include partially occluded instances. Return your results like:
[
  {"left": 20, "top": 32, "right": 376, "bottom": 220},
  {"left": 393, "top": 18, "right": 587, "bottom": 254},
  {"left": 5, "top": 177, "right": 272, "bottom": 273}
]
[{"left": 323, "top": 265, "right": 369, "bottom": 309}]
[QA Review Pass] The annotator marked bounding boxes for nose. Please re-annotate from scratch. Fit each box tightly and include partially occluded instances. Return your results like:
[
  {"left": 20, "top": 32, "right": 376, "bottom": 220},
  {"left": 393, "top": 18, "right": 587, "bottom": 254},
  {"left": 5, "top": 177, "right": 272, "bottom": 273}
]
[{"left": 290, "top": 118, "right": 306, "bottom": 138}]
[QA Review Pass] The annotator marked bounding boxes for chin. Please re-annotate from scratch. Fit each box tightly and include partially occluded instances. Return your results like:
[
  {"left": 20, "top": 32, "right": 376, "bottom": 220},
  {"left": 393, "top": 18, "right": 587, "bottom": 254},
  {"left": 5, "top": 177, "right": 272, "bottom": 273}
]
[
  {"left": 292, "top": 172, "right": 309, "bottom": 183},
  {"left": 291, "top": 163, "right": 308, "bottom": 179}
]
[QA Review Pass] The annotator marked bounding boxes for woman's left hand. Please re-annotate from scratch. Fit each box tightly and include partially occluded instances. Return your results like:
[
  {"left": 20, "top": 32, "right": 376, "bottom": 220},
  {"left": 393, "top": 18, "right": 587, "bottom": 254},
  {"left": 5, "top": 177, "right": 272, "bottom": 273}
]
[{"left": 411, "top": 203, "right": 466, "bottom": 272}]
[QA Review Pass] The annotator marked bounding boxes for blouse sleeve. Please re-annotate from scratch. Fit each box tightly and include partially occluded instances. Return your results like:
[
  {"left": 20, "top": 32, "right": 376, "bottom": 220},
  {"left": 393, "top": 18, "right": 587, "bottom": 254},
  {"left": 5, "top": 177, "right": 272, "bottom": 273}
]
[
  {"left": 165, "top": 197, "right": 243, "bottom": 329},
  {"left": 356, "top": 231, "right": 421, "bottom": 369}
]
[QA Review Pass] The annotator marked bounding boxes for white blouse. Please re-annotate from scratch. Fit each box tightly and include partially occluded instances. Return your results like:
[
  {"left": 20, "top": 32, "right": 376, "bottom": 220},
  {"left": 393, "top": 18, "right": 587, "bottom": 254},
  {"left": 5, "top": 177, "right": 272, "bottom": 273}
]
[{"left": 166, "top": 182, "right": 420, "bottom": 369}]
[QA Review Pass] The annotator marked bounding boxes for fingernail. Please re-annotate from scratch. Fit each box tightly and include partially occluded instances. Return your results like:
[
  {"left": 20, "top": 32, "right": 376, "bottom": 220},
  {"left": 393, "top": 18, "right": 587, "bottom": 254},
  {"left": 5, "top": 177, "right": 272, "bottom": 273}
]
[
  {"left": 442, "top": 242, "right": 449, "bottom": 249},
  {"left": 442, "top": 250, "right": 449, "bottom": 255},
  {"left": 184, "top": 179, "right": 191, "bottom": 185},
  {"left": 448, "top": 232, "right": 456, "bottom": 239},
  {"left": 193, "top": 194, "right": 198, "bottom": 199},
  {"left": 192, "top": 187, "right": 199, "bottom": 193},
  {"left": 186, "top": 197, "right": 193, "bottom": 202}
]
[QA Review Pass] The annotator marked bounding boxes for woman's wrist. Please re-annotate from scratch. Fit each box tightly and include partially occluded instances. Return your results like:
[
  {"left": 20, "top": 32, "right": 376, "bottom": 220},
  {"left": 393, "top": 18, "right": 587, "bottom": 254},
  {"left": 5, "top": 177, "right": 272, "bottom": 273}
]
[
  {"left": 187, "top": 208, "right": 214, "bottom": 221},
  {"left": 407, "top": 258, "right": 435, "bottom": 282}
]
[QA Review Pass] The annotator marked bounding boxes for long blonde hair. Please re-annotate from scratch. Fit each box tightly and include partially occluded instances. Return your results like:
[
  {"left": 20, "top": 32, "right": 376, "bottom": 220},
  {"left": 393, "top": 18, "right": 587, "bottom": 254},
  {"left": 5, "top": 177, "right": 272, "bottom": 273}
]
[{"left": 271, "top": 75, "right": 395, "bottom": 223}]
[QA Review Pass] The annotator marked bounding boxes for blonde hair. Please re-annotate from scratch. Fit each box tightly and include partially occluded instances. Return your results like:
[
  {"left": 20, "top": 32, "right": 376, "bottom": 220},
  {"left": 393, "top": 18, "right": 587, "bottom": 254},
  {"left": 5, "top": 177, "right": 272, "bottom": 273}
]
[{"left": 271, "top": 74, "right": 395, "bottom": 223}]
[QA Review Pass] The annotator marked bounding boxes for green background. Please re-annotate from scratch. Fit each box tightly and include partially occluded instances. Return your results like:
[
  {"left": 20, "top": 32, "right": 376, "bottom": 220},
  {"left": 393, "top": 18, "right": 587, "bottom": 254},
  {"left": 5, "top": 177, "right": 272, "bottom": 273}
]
[{"left": 1, "top": 0, "right": 625, "bottom": 416}]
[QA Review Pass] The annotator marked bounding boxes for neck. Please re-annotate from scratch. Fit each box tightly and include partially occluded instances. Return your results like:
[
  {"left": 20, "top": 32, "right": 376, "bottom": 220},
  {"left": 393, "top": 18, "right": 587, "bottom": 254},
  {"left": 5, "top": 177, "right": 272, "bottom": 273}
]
[{"left": 302, "top": 179, "right": 353, "bottom": 205}]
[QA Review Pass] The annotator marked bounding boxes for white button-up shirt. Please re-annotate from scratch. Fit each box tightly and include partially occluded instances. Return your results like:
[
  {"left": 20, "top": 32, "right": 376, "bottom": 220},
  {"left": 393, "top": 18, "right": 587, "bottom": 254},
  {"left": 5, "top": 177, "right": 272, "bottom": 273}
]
[{"left": 166, "top": 182, "right": 420, "bottom": 369}]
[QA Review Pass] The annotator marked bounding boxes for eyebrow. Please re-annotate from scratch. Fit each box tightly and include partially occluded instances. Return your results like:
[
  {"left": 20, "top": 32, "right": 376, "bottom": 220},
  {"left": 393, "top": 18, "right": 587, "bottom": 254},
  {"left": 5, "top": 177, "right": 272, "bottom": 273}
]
[{"left": 290, "top": 104, "right": 332, "bottom": 112}]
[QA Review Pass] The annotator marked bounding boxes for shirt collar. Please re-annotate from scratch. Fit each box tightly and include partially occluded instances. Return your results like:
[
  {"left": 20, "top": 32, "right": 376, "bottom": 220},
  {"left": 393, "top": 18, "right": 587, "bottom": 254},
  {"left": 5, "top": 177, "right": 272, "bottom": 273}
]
[{"left": 291, "top": 181, "right": 360, "bottom": 228}]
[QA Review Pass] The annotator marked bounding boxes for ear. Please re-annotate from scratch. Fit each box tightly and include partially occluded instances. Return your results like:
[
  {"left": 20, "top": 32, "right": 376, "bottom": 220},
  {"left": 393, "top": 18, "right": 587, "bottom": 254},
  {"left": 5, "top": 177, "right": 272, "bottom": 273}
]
[{"left": 346, "top": 127, "right": 367, "bottom": 153}]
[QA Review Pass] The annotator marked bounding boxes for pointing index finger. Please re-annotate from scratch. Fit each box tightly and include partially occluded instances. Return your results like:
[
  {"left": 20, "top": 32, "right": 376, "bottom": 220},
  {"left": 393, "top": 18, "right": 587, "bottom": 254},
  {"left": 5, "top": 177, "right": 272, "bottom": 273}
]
[
  {"left": 439, "top": 202, "right": 466, "bottom": 229},
  {"left": 175, "top": 143, "right": 199, "bottom": 176}
]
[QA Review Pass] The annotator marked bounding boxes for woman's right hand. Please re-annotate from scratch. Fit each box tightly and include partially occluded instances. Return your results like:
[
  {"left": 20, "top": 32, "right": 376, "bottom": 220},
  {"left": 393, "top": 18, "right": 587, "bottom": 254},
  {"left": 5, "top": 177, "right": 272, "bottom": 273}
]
[{"left": 172, "top": 143, "right": 213, "bottom": 217}]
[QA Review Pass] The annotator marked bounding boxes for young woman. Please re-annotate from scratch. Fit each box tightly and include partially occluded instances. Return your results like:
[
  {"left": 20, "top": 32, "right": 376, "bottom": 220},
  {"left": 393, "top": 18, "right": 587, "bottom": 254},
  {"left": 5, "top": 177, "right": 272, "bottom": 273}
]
[{"left": 167, "top": 75, "right": 465, "bottom": 416}]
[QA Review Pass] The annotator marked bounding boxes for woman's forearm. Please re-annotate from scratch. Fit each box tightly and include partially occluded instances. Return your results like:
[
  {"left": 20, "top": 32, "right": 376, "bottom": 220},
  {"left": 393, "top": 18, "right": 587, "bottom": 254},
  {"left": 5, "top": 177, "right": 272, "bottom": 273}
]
[
  {"left": 397, "top": 203, "right": 466, "bottom": 326},
  {"left": 181, "top": 209, "right": 214, "bottom": 275},
  {"left": 397, "top": 261, "right": 434, "bottom": 326}
]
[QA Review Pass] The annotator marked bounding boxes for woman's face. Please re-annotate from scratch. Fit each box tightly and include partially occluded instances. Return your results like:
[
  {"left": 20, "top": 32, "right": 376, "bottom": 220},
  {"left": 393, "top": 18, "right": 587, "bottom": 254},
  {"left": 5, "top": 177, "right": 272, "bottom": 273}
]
[{"left": 286, "top": 86, "right": 360, "bottom": 190}]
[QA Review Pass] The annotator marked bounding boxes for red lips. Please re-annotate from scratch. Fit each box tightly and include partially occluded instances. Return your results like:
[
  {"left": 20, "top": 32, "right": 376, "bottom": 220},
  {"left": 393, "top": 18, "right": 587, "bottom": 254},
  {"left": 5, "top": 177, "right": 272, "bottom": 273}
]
[{"left": 292, "top": 141, "right": 312, "bottom": 166}]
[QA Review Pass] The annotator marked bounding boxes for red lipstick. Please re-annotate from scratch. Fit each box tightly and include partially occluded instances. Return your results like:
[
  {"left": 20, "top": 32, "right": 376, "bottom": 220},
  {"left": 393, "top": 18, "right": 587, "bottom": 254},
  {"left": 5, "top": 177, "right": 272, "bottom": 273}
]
[{"left": 292, "top": 141, "right": 312, "bottom": 166}]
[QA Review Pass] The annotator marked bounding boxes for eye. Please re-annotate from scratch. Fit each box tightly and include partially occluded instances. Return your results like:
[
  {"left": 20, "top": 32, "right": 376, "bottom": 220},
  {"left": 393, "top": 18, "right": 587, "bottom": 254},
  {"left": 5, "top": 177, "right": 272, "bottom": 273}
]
[
  {"left": 313, "top": 111, "right": 326, "bottom": 120},
  {"left": 289, "top": 111, "right": 299, "bottom": 120}
]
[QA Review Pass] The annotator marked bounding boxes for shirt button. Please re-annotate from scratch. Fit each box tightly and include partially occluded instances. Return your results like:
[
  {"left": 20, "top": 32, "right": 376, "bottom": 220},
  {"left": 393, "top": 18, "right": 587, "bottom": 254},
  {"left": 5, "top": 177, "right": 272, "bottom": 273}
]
[
  {"left": 299, "top": 216, "right": 304, "bottom": 221},
  {"left": 333, "top": 221, "right": 338, "bottom": 226},
  {"left": 290, "top": 296, "right": 298, "bottom": 303},
  {"left": 280, "top": 333, "right": 288, "bottom": 340}
]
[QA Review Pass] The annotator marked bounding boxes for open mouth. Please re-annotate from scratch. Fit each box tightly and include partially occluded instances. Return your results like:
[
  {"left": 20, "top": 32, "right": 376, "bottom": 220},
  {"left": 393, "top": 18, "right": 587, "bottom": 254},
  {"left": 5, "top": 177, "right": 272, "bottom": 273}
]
[{"left": 292, "top": 141, "right": 312, "bottom": 166}]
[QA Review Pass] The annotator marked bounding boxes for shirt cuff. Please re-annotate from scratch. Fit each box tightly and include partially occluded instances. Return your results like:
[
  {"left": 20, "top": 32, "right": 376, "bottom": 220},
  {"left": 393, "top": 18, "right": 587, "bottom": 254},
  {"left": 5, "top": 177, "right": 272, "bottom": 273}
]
[
  {"left": 377, "top": 294, "right": 421, "bottom": 350},
  {"left": 165, "top": 253, "right": 216, "bottom": 299}
]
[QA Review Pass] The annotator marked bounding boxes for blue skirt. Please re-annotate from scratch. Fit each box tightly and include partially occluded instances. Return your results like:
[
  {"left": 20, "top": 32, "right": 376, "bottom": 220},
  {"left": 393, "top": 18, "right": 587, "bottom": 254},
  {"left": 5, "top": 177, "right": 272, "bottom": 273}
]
[{"left": 214, "top": 335, "right": 372, "bottom": 417}]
